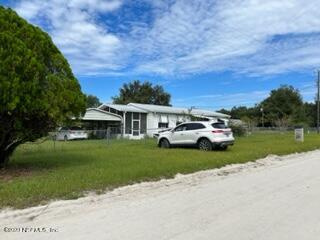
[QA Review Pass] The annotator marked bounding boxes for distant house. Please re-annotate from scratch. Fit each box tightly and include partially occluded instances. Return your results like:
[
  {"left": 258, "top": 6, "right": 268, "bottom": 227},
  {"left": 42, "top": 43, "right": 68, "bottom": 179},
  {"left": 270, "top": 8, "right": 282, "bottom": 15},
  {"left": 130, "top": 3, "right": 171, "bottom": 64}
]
[{"left": 81, "top": 103, "right": 230, "bottom": 139}]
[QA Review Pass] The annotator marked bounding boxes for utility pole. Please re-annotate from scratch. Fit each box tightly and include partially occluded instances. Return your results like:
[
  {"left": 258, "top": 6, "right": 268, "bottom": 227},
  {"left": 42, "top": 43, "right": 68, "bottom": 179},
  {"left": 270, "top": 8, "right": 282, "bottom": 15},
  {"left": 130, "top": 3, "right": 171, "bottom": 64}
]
[{"left": 317, "top": 70, "right": 320, "bottom": 134}]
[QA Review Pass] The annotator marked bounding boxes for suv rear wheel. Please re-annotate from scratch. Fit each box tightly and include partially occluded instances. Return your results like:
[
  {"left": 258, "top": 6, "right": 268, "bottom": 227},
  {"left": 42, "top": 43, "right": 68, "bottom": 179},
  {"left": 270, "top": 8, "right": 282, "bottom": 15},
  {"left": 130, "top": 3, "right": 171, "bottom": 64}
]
[
  {"left": 198, "top": 138, "right": 212, "bottom": 151},
  {"left": 159, "top": 138, "right": 170, "bottom": 148}
]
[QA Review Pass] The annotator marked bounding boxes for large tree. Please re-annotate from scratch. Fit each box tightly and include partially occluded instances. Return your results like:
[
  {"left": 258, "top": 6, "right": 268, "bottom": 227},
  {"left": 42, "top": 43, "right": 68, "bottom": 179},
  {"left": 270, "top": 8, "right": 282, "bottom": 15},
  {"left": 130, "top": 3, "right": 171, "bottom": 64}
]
[
  {"left": 86, "top": 94, "right": 102, "bottom": 108},
  {"left": 260, "top": 85, "right": 306, "bottom": 127},
  {"left": 0, "top": 7, "right": 86, "bottom": 167},
  {"left": 218, "top": 106, "right": 260, "bottom": 127},
  {"left": 112, "top": 80, "right": 171, "bottom": 106},
  {"left": 304, "top": 102, "right": 317, "bottom": 127}
]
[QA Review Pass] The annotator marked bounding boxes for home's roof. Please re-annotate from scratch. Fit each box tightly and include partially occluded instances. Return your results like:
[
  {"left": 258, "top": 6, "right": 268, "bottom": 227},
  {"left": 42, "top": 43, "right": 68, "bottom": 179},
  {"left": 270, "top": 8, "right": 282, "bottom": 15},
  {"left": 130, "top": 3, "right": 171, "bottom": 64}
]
[
  {"left": 99, "top": 103, "right": 148, "bottom": 113},
  {"left": 128, "top": 103, "right": 189, "bottom": 115},
  {"left": 98, "top": 103, "right": 230, "bottom": 118},
  {"left": 129, "top": 103, "right": 230, "bottom": 118},
  {"left": 190, "top": 109, "right": 230, "bottom": 118}
]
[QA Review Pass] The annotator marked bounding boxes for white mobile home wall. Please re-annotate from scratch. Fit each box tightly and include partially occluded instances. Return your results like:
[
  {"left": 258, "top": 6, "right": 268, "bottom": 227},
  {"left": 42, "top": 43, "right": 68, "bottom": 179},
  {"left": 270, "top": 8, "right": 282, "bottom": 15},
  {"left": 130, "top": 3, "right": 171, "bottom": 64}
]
[{"left": 146, "top": 113, "right": 191, "bottom": 137}]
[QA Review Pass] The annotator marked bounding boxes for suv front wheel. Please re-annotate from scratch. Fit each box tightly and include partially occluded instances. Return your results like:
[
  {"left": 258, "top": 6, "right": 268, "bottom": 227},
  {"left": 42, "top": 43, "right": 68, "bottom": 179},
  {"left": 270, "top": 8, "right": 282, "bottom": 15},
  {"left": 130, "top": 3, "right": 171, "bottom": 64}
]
[
  {"left": 198, "top": 138, "right": 212, "bottom": 151},
  {"left": 159, "top": 138, "right": 170, "bottom": 148}
]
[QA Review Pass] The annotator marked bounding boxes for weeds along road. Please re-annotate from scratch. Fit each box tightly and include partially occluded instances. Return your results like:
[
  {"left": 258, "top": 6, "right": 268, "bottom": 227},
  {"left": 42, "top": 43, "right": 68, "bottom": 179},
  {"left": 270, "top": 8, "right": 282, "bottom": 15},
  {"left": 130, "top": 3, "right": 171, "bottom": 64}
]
[{"left": 1, "top": 150, "right": 320, "bottom": 240}]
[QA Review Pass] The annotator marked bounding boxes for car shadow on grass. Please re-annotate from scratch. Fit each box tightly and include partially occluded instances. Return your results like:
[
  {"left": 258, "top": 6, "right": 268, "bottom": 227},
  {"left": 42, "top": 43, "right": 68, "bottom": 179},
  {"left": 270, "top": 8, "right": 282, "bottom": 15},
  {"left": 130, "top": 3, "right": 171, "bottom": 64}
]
[{"left": 166, "top": 145, "right": 232, "bottom": 151}]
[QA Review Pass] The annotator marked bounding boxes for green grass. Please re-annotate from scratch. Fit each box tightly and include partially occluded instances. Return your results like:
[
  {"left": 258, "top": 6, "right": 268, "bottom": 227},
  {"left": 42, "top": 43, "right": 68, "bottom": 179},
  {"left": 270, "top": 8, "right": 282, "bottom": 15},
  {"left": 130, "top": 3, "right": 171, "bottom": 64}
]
[{"left": 0, "top": 132, "right": 319, "bottom": 209}]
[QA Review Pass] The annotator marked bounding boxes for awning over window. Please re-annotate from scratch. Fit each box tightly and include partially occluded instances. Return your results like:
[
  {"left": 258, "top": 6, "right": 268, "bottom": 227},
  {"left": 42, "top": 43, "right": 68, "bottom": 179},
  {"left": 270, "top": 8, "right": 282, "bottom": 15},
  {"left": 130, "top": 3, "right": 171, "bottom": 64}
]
[{"left": 159, "top": 115, "right": 168, "bottom": 123}]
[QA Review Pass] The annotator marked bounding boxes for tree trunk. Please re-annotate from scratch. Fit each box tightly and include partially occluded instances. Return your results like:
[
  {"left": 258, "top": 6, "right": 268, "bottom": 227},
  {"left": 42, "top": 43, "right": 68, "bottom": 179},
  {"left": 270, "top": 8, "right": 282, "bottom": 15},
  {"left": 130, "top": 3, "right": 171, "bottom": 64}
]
[
  {"left": 0, "top": 116, "right": 22, "bottom": 168},
  {"left": 0, "top": 140, "right": 22, "bottom": 169},
  {"left": 0, "top": 149, "right": 10, "bottom": 169}
]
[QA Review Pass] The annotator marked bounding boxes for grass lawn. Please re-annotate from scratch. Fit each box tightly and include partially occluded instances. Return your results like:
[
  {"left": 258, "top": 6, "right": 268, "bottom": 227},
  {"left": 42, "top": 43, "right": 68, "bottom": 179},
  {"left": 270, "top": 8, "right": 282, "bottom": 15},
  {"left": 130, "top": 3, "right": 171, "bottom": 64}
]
[{"left": 0, "top": 132, "right": 319, "bottom": 209}]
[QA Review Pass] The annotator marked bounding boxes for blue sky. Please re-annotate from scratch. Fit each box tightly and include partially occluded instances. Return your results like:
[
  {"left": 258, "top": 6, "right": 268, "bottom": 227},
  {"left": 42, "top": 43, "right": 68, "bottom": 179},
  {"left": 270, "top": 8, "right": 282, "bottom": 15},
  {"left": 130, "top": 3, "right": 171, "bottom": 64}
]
[{"left": 2, "top": 0, "right": 320, "bottom": 110}]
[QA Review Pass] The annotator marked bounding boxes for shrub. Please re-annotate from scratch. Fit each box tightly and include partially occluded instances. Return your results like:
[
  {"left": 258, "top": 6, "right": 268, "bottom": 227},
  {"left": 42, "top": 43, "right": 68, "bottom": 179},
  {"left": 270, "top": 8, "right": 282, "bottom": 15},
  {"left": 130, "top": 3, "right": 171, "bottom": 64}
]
[{"left": 230, "top": 124, "right": 247, "bottom": 137}]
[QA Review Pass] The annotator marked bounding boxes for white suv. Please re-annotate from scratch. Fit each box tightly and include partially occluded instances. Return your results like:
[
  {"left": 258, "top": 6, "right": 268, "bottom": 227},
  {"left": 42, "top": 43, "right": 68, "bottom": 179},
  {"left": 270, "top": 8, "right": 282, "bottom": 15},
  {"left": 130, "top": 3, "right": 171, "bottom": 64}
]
[{"left": 157, "top": 121, "right": 234, "bottom": 151}]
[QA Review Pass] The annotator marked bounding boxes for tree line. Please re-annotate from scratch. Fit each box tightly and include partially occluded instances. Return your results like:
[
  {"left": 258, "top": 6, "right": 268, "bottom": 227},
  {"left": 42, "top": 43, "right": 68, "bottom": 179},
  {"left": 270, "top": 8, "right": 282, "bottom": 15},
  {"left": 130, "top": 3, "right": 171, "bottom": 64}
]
[{"left": 219, "top": 85, "right": 317, "bottom": 128}]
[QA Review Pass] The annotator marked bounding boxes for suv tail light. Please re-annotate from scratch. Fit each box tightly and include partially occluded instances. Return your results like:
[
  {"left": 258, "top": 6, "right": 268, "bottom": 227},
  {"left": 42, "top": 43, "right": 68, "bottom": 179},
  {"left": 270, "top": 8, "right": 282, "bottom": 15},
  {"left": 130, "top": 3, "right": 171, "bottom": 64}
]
[{"left": 212, "top": 130, "right": 224, "bottom": 133}]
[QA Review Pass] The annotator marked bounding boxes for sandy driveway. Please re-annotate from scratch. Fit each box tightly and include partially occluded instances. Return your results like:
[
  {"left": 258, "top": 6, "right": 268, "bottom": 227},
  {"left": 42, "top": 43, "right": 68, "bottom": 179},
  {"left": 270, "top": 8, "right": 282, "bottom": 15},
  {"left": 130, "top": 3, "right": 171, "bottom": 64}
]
[{"left": 1, "top": 150, "right": 320, "bottom": 240}]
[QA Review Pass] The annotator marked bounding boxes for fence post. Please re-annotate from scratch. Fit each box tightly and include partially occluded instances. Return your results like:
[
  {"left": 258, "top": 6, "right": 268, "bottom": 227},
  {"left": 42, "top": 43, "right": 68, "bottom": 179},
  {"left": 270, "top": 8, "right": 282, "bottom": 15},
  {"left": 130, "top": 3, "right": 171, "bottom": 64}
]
[
  {"left": 106, "top": 127, "right": 110, "bottom": 145},
  {"left": 53, "top": 133, "right": 56, "bottom": 151}
]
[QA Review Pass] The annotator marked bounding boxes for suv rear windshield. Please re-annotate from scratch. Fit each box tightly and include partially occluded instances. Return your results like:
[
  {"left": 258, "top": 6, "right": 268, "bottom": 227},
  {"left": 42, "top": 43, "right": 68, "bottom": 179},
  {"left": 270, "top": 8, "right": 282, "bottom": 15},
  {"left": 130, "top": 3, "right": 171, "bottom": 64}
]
[{"left": 211, "top": 123, "right": 227, "bottom": 129}]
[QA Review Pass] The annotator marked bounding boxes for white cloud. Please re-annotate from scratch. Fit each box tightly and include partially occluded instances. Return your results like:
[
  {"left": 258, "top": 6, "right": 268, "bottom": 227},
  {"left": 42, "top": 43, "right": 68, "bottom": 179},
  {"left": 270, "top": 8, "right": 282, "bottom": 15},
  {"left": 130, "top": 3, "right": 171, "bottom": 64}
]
[
  {"left": 15, "top": 0, "right": 124, "bottom": 75},
  {"left": 13, "top": 0, "right": 320, "bottom": 76},
  {"left": 67, "top": 0, "right": 122, "bottom": 12},
  {"left": 236, "top": 34, "right": 320, "bottom": 75},
  {"left": 174, "top": 90, "right": 270, "bottom": 109},
  {"left": 132, "top": 0, "right": 320, "bottom": 76}
]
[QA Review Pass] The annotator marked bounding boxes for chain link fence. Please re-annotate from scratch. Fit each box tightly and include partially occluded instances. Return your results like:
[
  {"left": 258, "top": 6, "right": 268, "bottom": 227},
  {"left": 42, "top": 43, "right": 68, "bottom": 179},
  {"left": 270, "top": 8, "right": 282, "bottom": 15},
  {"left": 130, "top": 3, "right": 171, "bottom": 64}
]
[
  {"left": 18, "top": 125, "right": 318, "bottom": 153},
  {"left": 18, "top": 127, "right": 163, "bottom": 153},
  {"left": 49, "top": 126, "right": 169, "bottom": 142},
  {"left": 246, "top": 126, "right": 318, "bottom": 133},
  {"left": 45, "top": 125, "right": 319, "bottom": 142}
]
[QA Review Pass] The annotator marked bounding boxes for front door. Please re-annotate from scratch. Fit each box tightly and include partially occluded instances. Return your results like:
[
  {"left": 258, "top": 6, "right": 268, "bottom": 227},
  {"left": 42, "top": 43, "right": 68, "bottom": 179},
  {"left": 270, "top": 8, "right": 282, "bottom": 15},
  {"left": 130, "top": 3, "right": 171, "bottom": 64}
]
[{"left": 132, "top": 120, "right": 140, "bottom": 137}]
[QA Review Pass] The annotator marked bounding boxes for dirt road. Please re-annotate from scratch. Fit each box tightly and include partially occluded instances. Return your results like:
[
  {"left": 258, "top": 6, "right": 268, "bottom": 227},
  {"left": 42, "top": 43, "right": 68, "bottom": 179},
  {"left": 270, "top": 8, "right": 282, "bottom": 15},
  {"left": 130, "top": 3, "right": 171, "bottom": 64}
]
[{"left": 1, "top": 150, "right": 320, "bottom": 240}]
